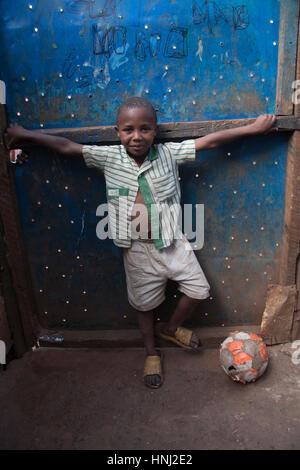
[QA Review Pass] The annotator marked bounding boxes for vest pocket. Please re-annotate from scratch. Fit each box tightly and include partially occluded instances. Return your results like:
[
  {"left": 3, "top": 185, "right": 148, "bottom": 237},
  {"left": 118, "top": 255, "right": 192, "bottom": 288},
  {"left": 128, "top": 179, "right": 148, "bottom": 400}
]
[{"left": 107, "top": 187, "right": 129, "bottom": 199}]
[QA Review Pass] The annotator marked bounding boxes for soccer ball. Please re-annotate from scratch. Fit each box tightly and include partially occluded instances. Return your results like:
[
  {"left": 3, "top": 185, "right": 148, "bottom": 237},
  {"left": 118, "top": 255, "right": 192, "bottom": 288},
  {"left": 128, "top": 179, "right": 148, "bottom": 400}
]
[{"left": 219, "top": 331, "right": 268, "bottom": 384}]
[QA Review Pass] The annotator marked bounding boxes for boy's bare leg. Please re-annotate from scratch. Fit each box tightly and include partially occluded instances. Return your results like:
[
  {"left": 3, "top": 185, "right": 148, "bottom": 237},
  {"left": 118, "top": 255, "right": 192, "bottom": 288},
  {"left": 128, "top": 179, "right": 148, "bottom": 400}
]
[
  {"left": 138, "top": 310, "right": 162, "bottom": 388},
  {"left": 161, "top": 294, "right": 201, "bottom": 348}
]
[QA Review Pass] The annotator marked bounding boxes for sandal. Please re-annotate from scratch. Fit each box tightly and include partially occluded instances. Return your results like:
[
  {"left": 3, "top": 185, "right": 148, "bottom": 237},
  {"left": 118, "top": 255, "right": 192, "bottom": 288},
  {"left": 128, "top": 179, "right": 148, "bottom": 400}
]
[
  {"left": 143, "top": 353, "right": 163, "bottom": 389},
  {"left": 155, "top": 322, "right": 201, "bottom": 351}
]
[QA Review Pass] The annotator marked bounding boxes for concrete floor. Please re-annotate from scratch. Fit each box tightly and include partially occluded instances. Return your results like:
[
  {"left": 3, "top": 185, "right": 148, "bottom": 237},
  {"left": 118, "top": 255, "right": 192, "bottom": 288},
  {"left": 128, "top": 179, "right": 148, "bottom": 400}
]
[{"left": 1, "top": 341, "right": 300, "bottom": 450}]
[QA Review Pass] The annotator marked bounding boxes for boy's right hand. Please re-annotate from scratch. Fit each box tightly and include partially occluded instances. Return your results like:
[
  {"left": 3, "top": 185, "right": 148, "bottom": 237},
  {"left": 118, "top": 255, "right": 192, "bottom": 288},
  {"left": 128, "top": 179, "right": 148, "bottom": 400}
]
[{"left": 250, "top": 114, "right": 277, "bottom": 134}]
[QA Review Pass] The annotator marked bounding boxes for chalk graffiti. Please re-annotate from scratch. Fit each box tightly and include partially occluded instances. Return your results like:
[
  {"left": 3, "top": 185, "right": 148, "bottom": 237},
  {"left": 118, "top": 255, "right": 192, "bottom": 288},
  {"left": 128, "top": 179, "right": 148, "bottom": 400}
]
[
  {"left": 91, "top": 25, "right": 188, "bottom": 61},
  {"left": 89, "top": 0, "right": 121, "bottom": 18},
  {"left": 62, "top": 49, "right": 78, "bottom": 79},
  {"left": 62, "top": 22, "right": 189, "bottom": 91},
  {"left": 164, "top": 28, "right": 188, "bottom": 59},
  {"left": 232, "top": 5, "right": 250, "bottom": 30},
  {"left": 62, "top": 48, "right": 110, "bottom": 88},
  {"left": 66, "top": 0, "right": 250, "bottom": 31},
  {"left": 134, "top": 27, "right": 188, "bottom": 61},
  {"left": 66, "top": 0, "right": 90, "bottom": 15},
  {"left": 192, "top": 0, "right": 249, "bottom": 33},
  {"left": 66, "top": 0, "right": 121, "bottom": 18},
  {"left": 93, "top": 25, "right": 127, "bottom": 57},
  {"left": 61, "top": 0, "right": 251, "bottom": 90},
  {"left": 135, "top": 31, "right": 161, "bottom": 61}
]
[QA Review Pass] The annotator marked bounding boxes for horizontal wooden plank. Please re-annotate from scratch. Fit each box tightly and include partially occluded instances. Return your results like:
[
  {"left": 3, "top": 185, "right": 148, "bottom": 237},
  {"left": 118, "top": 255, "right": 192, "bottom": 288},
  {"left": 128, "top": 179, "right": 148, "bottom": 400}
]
[
  {"left": 37, "top": 325, "right": 260, "bottom": 349},
  {"left": 39, "top": 116, "right": 300, "bottom": 144}
]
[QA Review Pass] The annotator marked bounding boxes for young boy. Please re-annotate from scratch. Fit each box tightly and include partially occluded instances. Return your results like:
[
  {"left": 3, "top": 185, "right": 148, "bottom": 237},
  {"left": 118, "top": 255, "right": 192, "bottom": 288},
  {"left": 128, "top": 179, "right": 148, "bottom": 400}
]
[{"left": 5, "top": 97, "right": 276, "bottom": 389}]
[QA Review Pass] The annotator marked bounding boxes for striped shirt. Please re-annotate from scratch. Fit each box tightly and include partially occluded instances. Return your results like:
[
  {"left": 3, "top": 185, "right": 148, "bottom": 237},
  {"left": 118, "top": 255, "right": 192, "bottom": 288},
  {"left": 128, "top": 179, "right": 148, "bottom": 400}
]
[{"left": 82, "top": 140, "right": 196, "bottom": 249}]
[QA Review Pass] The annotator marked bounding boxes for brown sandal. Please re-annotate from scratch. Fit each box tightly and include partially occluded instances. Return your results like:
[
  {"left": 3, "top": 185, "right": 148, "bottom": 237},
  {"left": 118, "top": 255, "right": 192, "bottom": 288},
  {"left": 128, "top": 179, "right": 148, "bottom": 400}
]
[
  {"left": 143, "top": 354, "right": 163, "bottom": 389},
  {"left": 155, "top": 323, "right": 201, "bottom": 351}
]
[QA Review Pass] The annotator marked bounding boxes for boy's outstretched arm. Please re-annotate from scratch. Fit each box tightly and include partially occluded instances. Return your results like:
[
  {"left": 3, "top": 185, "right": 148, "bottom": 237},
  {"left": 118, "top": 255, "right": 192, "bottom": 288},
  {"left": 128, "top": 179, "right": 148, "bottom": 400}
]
[
  {"left": 4, "top": 123, "right": 83, "bottom": 157},
  {"left": 194, "top": 114, "right": 277, "bottom": 151}
]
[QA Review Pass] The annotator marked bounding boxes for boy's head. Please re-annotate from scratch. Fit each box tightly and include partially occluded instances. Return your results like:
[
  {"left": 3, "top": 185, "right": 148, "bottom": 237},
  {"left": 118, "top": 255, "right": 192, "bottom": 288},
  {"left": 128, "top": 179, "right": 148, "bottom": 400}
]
[{"left": 116, "top": 97, "right": 157, "bottom": 161}]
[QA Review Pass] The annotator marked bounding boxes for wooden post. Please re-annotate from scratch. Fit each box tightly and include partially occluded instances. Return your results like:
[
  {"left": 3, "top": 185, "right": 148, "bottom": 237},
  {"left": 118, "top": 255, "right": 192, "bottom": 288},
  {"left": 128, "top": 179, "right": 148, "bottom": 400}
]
[
  {"left": 0, "top": 104, "right": 38, "bottom": 355},
  {"left": 279, "top": 10, "right": 300, "bottom": 285},
  {"left": 261, "top": 3, "right": 300, "bottom": 344},
  {"left": 273, "top": 8, "right": 300, "bottom": 342},
  {"left": 276, "top": 0, "right": 300, "bottom": 115}
]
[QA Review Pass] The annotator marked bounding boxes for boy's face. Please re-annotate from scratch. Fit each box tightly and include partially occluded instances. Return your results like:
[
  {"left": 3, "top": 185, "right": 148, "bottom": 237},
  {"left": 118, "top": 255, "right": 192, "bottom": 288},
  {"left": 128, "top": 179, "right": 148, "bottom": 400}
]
[{"left": 116, "top": 107, "right": 157, "bottom": 161}]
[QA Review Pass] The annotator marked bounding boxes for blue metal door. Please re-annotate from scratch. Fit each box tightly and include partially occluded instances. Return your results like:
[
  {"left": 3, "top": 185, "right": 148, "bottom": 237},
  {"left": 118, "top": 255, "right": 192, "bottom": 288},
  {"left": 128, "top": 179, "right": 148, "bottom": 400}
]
[{"left": 0, "top": 0, "right": 296, "bottom": 330}]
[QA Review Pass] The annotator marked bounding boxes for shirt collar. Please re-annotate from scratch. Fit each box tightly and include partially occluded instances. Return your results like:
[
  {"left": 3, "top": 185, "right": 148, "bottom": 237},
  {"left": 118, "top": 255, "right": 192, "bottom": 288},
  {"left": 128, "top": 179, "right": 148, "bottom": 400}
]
[
  {"left": 122, "top": 144, "right": 158, "bottom": 164},
  {"left": 148, "top": 145, "right": 158, "bottom": 161}
]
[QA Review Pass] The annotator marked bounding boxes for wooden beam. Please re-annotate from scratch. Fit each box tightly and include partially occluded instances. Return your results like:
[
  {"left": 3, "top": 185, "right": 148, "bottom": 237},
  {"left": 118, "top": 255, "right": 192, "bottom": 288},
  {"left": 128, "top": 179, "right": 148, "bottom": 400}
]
[
  {"left": 276, "top": 0, "right": 300, "bottom": 115},
  {"left": 278, "top": 9, "right": 300, "bottom": 341},
  {"left": 279, "top": 131, "right": 300, "bottom": 285},
  {"left": 0, "top": 104, "right": 38, "bottom": 354},
  {"left": 279, "top": 11, "right": 300, "bottom": 287},
  {"left": 37, "top": 116, "right": 298, "bottom": 144}
]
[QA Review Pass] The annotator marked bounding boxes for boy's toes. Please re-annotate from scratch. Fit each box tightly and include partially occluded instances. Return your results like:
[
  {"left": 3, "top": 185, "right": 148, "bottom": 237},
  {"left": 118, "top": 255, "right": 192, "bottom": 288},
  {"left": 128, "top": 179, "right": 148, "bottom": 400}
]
[
  {"left": 144, "top": 374, "right": 162, "bottom": 388},
  {"left": 190, "top": 332, "right": 201, "bottom": 349}
]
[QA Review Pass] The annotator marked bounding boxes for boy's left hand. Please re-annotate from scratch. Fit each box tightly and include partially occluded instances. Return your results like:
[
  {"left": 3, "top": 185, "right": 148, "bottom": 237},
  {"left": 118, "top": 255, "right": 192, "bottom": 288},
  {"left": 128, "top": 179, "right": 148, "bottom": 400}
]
[{"left": 251, "top": 114, "right": 278, "bottom": 134}]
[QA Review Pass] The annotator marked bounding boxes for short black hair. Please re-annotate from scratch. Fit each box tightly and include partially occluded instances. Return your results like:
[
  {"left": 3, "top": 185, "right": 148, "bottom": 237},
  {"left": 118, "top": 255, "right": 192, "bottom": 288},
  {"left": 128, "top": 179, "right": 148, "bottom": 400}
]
[{"left": 116, "top": 96, "right": 157, "bottom": 124}]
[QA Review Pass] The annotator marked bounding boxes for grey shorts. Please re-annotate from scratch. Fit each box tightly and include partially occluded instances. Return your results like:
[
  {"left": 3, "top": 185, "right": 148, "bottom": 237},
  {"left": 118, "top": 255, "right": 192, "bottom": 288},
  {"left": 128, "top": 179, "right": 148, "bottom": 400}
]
[{"left": 123, "top": 235, "right": 210, "bottom": 311}]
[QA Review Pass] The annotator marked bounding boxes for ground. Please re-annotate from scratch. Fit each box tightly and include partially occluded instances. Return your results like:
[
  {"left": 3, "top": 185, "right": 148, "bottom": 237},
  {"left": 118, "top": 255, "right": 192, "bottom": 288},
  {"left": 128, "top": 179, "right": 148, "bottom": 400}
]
[{"left": 0, "top": 342, "right": 300, "bottom": 450}]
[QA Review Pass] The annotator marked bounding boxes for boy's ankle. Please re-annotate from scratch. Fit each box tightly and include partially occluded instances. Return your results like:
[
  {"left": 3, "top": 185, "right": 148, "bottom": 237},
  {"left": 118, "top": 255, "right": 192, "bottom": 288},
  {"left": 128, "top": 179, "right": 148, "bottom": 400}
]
[
  {"left": 162, "top": 324, "right": 177, "bottom": 336},
  {"left": 146, "top": 348, "right": 160, "bottom": 356}
]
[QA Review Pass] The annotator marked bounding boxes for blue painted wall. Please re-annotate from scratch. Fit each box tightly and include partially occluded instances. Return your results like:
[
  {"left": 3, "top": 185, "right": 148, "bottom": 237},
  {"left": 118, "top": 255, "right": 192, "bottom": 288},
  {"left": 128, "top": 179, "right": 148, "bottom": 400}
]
[
  {"left": 1, "top": 0, "right": 288, "bottom": 329},
  {"left": 2, "top": 0, "right": 279, "bottom": 127}
]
